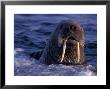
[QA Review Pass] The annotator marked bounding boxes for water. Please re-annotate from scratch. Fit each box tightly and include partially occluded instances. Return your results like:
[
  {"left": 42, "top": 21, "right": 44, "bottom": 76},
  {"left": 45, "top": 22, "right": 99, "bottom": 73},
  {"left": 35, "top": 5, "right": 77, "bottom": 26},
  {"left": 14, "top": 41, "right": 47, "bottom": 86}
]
[{"left": 14, "top": 14, "right": 97, "bottom": 76}]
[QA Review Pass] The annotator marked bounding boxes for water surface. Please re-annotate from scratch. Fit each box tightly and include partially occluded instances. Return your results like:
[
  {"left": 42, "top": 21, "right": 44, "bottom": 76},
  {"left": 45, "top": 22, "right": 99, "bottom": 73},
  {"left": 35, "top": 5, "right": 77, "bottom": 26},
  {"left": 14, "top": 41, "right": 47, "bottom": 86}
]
[{"left": 14, "top": 14, "right": 97, "bottom": 76}]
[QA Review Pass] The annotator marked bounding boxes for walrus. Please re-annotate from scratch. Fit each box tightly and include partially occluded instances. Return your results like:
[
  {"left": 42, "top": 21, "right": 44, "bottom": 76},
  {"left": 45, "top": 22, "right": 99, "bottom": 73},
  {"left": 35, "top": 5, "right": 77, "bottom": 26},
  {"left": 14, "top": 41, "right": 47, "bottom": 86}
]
[{"left": 38, "top": 20, "right": 85, "bottom": 65}]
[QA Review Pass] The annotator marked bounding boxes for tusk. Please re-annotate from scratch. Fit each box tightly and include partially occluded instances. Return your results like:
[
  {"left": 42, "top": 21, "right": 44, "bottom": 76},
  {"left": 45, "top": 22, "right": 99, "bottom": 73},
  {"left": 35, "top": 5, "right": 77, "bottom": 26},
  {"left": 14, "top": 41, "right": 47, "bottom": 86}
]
[
  {"left": 77, "top": 42, "right": 80, "bottom": 63},
  {"left": 61, "top": 40, "right": 67, "bottom": 62}
]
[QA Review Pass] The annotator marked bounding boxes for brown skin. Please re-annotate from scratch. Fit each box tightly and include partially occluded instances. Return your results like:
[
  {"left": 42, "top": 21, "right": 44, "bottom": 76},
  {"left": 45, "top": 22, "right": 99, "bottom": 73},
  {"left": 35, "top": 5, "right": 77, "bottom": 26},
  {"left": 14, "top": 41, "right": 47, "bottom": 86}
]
[{"left": 39, "top": 20, "right": 85, "bottom": 65}]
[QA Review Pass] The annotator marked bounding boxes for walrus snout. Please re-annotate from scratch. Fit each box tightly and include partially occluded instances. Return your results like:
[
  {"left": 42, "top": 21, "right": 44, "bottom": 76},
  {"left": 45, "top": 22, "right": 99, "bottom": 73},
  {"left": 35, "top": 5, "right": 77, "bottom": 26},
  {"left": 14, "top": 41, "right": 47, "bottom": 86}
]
[{"left": 67, "top": 36, "right": 77, "bottom": 43}]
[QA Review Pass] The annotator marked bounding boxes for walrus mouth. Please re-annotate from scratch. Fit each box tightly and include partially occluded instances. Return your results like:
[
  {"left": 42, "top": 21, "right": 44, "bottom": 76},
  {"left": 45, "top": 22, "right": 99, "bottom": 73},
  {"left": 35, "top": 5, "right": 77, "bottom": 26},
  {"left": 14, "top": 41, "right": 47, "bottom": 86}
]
[{"left": 60, "top": 36, "right": 80, "bottom": 63}]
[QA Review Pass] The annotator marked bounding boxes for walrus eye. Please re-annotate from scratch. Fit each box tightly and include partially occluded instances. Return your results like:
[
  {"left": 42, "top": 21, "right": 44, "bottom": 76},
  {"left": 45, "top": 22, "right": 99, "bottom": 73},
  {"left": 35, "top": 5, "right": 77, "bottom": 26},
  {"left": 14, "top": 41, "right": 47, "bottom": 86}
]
[
  {"left": 70, "top": 25, "right": 73, "bottom": 30},
  {"left": 70, "top": 25, "right": 77, "bottom": 31}
]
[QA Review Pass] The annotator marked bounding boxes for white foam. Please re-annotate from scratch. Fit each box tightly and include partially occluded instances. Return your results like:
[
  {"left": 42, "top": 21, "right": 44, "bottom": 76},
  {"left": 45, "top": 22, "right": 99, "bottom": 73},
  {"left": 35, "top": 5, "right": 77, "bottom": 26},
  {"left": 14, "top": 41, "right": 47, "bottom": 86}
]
[{"left": 14, "top": 48, "right": 25, "bottom": 55}]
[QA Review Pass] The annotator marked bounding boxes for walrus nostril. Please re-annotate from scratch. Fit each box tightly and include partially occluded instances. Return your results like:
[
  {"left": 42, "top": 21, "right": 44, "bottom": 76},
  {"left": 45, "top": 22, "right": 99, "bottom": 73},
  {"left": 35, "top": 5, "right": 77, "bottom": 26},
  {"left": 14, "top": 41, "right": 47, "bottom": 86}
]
[{"left": 68, "top": 36, "right": 75, "bottom": 40}]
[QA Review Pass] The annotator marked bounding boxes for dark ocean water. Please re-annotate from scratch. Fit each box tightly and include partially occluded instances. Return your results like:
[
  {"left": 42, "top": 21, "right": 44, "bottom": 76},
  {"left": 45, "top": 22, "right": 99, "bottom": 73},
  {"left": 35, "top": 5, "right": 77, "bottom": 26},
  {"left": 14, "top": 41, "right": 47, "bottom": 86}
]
[{"left": 14, "top": 14, "right": 97, "bottom": 76}]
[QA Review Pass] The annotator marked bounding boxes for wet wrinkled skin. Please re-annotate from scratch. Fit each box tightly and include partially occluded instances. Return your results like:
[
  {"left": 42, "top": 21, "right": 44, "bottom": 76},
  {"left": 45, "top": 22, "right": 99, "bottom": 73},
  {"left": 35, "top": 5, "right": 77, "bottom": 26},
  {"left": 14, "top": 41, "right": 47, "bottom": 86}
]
[{"left": 39, "top": 20, "right": 85, "bottom": 65}]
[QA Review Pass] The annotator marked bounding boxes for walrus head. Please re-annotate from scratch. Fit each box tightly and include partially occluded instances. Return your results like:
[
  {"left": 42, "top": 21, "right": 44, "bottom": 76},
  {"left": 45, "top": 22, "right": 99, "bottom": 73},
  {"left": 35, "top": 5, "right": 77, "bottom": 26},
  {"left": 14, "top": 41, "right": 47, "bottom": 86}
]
[
  {"left": 54, "top": 20, "right": 85, "bottom": 64},
  {"left": 40, "top": 20, "right": 85, "bottom": 65}
]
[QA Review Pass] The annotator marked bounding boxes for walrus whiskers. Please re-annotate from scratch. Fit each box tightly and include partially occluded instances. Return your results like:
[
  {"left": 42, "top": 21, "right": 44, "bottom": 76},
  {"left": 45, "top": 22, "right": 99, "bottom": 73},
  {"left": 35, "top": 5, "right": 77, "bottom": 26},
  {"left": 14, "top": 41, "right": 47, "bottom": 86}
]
[
  {"left": 77, "top": 42, "right": 80, "bottom": 63},
  {"left": 60, "top": 40, "right": 67, "bottom": 62}
]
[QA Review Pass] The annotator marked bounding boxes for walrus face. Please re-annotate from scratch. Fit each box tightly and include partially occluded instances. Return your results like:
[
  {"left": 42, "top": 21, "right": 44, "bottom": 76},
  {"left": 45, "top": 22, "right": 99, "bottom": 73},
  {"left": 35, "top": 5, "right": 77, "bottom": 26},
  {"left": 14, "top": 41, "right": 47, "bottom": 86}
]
[{"left": 57, "top": 20, "right": 85, "bottom": 64}]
